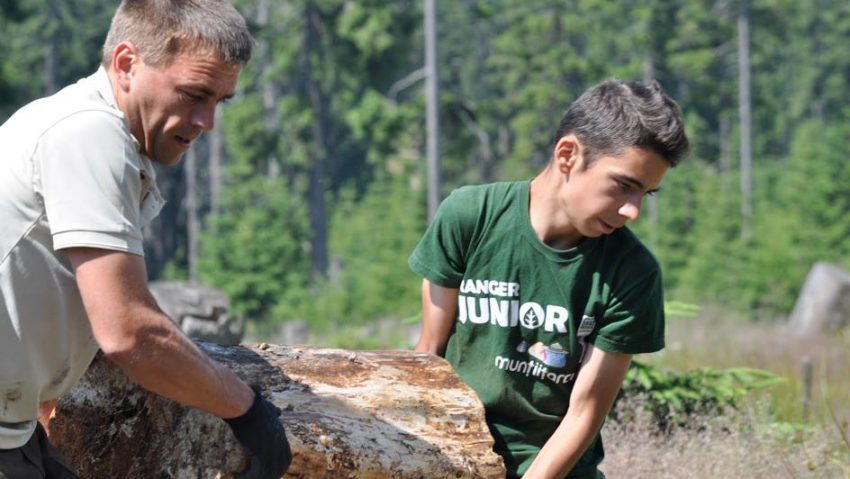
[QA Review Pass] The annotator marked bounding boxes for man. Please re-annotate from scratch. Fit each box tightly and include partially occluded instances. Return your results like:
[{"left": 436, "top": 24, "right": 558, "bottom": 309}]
[
  {"left": 0, "top": 1, "right": 291, "bottom": 478},
  {"left": 409, "top": 79, "right": 689, "bottom": 478}
]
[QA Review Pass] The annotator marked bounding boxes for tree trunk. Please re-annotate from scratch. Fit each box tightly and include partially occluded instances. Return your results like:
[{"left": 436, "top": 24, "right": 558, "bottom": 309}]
[
  {"left": 209, "top": 109, "right": 224, "bottom": 218},
  {"left": 738, "top": 0, "right": 753, "bottom": 241},
  {"left": 424, "top": 0, "right": 442, "bottom": 222},
  {"left": 185, "top": 146, "right": 200, "bottom": 281},
  {"left": 305, "top": 6, "right": 329, "bottom": 278},
  {"left": 48, "top": 343, "right": 505, "bottom": 478}
]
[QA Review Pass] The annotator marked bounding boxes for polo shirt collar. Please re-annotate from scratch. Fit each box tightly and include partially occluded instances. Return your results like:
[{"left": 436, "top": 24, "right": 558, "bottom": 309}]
[
  {"left": 90, "top": 66, "right": 144, "bottom": 155},
  {"left": 91, "top": 66, "right": 119, "bottom": 111}
]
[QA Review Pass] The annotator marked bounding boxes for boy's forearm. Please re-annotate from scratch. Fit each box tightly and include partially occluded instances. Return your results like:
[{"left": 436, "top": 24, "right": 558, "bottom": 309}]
[
  {"left": 415, "top": 279, "right": 459, "bottom": 356},
  {"left": 522, "top": 405, "right": 606, "bottom": 478},
  {"left": 524, "top": 346, "right": 631, "bottom": 478}
]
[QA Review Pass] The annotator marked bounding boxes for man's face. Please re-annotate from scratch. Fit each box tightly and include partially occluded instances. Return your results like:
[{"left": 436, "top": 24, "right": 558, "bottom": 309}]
[
  {"left": 123, "top": 52, "right": 240, "bottom": 166},
  {"left": 561, "top": 146, "right": 669, "bottom": 239}
]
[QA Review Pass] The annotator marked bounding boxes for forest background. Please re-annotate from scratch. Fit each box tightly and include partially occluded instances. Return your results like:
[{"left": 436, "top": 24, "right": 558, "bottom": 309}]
[
  {"left": 1, "top": 0, "right": 848, "bottom": 347},
  {"left": 2, "top": 1, "right": 849, "bottom": 475}
]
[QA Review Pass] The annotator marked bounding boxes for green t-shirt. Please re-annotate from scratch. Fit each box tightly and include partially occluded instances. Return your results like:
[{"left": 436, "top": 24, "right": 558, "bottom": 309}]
[{"left": 408, "top": 180, "right": 665, "bottom": 478}]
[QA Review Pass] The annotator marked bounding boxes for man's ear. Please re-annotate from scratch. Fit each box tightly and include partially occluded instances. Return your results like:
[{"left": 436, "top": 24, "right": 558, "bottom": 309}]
[
  {"left": 553, "top": 134, "right": 583, "bottom": 174},
  {"left": 110, "top": 42, "right": 139, "bottom": 92}
]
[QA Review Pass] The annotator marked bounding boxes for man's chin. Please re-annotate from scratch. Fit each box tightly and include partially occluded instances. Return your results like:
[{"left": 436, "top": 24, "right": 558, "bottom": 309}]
[{"left": 151, "top": 152, "right": 185, "bottom": 166}]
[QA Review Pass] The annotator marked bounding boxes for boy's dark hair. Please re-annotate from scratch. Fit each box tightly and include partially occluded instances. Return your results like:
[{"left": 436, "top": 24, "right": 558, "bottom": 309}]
[{"left": 553, "top": 79, "right": 689, "bottom": 166}]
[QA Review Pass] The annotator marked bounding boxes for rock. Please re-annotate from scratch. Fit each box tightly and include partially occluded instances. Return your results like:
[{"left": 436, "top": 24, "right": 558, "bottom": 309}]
[
  {"left": 148, "top": 281, "right": 244, "bottom": 345},
  {"left": 788, "top": 262, "right": 850, "bottom": 335},
  {"left": 49, "top": 343, "right": 505, "bottom": 478}
]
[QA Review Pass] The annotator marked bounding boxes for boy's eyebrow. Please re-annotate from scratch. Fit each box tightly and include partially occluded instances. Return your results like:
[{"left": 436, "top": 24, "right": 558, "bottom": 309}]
[{"left": 614, "top": 174, "right": 661, "bottom": 194}]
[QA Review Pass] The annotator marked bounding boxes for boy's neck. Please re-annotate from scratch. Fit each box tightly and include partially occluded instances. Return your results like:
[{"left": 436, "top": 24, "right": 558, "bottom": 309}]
[{"left": 529, "top": 168, "right": 584, "bottom": 250}]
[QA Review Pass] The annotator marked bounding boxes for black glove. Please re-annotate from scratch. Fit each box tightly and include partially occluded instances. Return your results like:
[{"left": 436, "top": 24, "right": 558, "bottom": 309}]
[{"left": 224, "top": 385, "right": 292, "bottom": 479}]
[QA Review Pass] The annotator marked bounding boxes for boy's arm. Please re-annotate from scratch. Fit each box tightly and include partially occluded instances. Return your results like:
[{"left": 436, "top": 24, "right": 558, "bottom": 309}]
[
  {"left": 414, "top": 279, "right": 459, "bottom": 357},
  {"left": 522, "top": 345, "right": 631, "bottom": 479}
]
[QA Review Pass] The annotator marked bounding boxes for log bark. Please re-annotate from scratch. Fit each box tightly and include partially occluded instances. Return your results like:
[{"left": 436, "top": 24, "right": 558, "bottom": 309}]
[{"left": 49, "top": 343, "right": 505, "bottom": 478}]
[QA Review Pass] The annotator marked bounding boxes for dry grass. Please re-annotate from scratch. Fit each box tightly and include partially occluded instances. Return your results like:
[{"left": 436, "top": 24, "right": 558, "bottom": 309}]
[
  {"left": 599, "top": 306, "right": 850, "bottom": 478},
  {"left": 601, "top": 398, "right": 848, "bottom": 478}
]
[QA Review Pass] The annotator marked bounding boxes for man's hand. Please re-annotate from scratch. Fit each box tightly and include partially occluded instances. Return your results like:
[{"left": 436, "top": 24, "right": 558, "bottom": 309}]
[{"left": 225, "top": 386, "right": 292, "bottom": 479}]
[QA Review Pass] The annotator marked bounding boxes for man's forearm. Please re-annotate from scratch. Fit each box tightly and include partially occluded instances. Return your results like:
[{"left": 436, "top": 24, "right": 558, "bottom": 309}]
[{"left": 103, "top": 306, "right": 253, "bottom": 419}]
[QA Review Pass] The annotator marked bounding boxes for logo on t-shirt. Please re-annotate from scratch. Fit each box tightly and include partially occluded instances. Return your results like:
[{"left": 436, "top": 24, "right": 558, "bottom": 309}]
[
  {"left": 494, "top": 340, "right": 576, "bottom": 385},
  {"left": 460, "top": 277, "right": 581, "bottom": 385},
  {"left": 457, "top": 278, "right": 568, "bottom": 333}
]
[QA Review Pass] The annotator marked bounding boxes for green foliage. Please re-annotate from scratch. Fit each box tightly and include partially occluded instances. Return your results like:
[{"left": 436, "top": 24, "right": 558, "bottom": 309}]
[
  {"left": 199, "top": 178, "right": 312, "bottom": 321},
  {"left": 664, "top": 300, "right": 700, "bottom": 320},
  {"left": 276, "top": 168, "right": 425, "bottom": 331},
  {"left": 614, "top": 361, "right": 784, "bottom": 430},
  {"left": 4, "top": 0, "right": 850, "bottom": 334}
]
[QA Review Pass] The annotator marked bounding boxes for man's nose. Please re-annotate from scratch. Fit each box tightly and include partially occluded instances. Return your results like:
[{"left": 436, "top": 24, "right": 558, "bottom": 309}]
[{"left": 192, "top": 103, "right": 216, "bottom": 131}]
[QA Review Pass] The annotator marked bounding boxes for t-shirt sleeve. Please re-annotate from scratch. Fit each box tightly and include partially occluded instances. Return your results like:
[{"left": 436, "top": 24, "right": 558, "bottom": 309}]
[
  {"left": 408, "top": 188, "right": 477, "bottom": 288},
  {"left": 35, "top": 110, "right": 146, "bottom": 256},
  {"left": 593, "top": 264, "right": 665, "bottom": 355}
]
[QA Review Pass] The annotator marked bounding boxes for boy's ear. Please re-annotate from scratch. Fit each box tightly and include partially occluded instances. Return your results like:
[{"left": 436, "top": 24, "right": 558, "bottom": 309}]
[{"left": 553, "top": 134, "right": 582, "bottom": 174}]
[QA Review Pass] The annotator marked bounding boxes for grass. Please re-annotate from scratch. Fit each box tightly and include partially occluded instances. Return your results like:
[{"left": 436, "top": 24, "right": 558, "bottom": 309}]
[
  {"left": 602, "top": 397, "right": 849, "bottom": 478},
  {"left": 648, "top": 304, "right": 850, "bottom": 426},
  {"left": 601, "top": 304, "right": 850, "bottom": 478}
]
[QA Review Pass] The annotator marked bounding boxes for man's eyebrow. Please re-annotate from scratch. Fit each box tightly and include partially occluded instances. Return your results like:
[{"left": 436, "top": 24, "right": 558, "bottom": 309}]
[{"left": 185, "top": 86, "right": 234, "bottom": 101}]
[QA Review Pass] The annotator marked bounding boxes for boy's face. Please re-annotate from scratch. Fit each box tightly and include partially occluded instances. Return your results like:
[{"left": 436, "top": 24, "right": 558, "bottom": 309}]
[
  {"left": 559, "top": 143, "right": 669, "bottom": 239},
  {"left": 120, "top": 50, "right": 240, "bottom": 166}
]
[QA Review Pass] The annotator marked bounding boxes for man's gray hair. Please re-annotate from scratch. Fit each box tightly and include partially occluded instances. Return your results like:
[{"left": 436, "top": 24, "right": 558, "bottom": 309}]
[{"left": 102, "top": 0, "right": 254, "bottom": 68}]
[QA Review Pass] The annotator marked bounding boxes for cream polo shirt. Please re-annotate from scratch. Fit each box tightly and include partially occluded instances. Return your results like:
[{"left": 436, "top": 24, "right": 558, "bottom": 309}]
[{"left": 0, "top": 67, "right": 164, "bottom": 449}]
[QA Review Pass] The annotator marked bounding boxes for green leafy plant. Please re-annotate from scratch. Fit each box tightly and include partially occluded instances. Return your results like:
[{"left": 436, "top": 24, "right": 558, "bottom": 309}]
[{"left": 613, "top": 361, "right": 784, "bottom": 431}]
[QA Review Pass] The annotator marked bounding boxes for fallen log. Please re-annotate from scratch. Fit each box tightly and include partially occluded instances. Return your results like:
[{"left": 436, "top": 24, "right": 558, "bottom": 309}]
[{"left": 49, "top": 342, "right": 506, "bottom": 478}]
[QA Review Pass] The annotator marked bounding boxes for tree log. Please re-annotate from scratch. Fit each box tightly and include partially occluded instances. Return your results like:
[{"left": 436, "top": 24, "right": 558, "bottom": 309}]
[{"left": 49, "top": 342, "right": 505, "bottom": 478}]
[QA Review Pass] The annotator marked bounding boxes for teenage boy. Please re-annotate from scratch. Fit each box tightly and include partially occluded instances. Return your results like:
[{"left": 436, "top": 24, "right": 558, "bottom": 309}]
[{"left": 410, "top": 79, "right": 689, "bottom": 478}]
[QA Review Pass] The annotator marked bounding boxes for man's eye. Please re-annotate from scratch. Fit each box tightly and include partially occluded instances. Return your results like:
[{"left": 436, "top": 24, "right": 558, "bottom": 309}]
[{"left": 180, "top": 91, "right": 203, "bottom": 102}]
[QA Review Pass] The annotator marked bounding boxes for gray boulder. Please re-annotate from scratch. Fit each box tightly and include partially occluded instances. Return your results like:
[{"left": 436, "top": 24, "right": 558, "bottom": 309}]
[
  {"left": 148, "top": 281, "right": 244, "bottom": 345},
  {"left": 788, "top": 262, "right": 850, "bottom": 335}
]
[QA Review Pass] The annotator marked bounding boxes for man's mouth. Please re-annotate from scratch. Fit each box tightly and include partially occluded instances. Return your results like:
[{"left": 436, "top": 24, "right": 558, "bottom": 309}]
[{"left": 176, "top": 135, "right": 193, "bottom": 146}]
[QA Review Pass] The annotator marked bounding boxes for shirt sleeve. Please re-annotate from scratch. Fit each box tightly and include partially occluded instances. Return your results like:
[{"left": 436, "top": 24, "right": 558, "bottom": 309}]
[
  {"left": 34, "top": 110, "right": 146, "bottom": 256},
  {"left": 408, "top": 187, "right": 478, "bottom": 288},
  {"left": 593, "top": 264, "right": 665, "bottom": 355}
]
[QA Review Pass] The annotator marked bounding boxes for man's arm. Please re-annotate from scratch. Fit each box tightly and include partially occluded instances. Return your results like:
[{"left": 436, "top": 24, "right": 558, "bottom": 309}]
[
  {"left": 522, "top": 345, "right": 632, "bottom": 479},
  {"left": 68, "top": 247, "right": 291, "bottom": 478},
  {"left": 414, "top": 279, "right": 459, "bottom": 357},
  {"left": 68, "top": 247, "right": 254, "bottom": 418}
]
